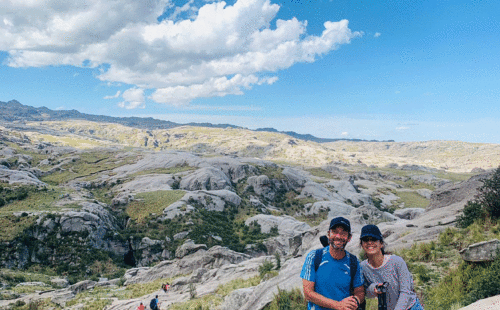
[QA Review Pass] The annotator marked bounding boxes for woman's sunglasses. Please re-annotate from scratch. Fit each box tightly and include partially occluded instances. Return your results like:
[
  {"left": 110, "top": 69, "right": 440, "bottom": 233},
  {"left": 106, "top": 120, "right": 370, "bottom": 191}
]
[{"left": 361, "top": 237, "right": 380, "bottom": 242}]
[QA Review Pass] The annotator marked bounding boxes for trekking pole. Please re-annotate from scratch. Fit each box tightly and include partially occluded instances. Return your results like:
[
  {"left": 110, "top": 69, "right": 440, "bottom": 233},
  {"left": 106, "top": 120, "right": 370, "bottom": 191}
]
[{"left": 376, "top": 282, "right": 388, "bottom": 310}]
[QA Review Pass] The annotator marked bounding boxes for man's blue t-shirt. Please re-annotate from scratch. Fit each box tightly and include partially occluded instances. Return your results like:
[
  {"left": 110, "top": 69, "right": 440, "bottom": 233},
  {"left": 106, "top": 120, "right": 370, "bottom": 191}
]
[{"left": 300, "top": 247, "right": 364, "bottom": 310}]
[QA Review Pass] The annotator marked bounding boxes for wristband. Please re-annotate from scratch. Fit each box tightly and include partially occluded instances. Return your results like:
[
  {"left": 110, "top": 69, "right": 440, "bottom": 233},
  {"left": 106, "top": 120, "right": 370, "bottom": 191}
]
[{"left": 353, "top": 296, "right": 360, "bottom": 306}]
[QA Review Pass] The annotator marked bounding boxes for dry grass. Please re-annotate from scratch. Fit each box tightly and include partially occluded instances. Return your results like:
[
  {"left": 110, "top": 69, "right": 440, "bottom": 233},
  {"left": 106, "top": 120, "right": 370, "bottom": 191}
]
[{"left": 126, "top": 190, "right": 186, "bottom": 222}]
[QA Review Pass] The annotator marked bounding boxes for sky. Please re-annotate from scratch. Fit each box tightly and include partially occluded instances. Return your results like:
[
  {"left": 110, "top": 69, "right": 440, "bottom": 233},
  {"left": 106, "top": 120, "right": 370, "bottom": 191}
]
[{"left": 1, "top": 0, "right": 499, "bottom": 143}]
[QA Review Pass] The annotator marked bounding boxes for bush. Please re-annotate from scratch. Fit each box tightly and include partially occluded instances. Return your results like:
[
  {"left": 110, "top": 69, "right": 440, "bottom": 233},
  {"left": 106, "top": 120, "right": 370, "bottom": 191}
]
[
  {"left": 259, "top": 260, "right": 275, "bottom": 278},
  {"left": 189, "top": 283, "right": 197, "bottom": 299},
  {"left": 263, "top": 287, "right": 306, "bottom": 310},
  {"left": 457, "top": 201, "right": 486, "bottom": 228},
  {"left": 425, "top": 255, "right": 500, "bottom": 309},
  {"left": 457, "top": 166, "right": 500, "bottom": 228},
  {"left": 274, "top": 252, "right": 281, "bottom": 270}
]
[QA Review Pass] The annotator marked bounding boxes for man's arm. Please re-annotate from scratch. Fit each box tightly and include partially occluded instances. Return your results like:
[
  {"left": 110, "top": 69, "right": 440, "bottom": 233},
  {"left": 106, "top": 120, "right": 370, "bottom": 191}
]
[
  {"left": 302, "top": 279, "right": 358, "bottom": 310},
  {"left": 352, "top": 285, "right": 365, "bottom": 306}
]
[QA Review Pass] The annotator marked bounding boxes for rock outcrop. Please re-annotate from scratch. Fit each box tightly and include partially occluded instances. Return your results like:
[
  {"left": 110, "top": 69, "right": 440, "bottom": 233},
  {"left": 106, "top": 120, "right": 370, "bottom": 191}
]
[{"left": 459, "top": 239, "right": 500, "bottom": 262}]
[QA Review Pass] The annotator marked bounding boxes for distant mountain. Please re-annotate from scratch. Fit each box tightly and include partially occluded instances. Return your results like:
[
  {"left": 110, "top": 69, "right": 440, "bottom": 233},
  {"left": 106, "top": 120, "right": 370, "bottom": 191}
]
[
  {"left": 254, "top": 127, "right": 394, "bottom": 143},
  {"left": 0, "top": 100, "right": 240, "bottom": 130},
  {"left": 0, "top": 100, "right": 389, "bottom": 143}
]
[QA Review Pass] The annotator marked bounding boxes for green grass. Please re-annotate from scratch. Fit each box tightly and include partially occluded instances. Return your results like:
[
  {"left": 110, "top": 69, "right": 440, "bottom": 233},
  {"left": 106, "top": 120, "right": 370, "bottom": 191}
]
[
  {"left": 394, "top": 191, "right": 430, "bottom": 208},
  {"left": 0, "top": 215, "right": 34, "bottom": 242},
  {"left": 10, "top": 285, "right": 53, "bottom": 294},
  {"left": 126, "top": 190, "right": 185, "bottom": 222},
  {"left": 128, "top": 166, "right": 196, "bottom": 178},
  {"left": 256, "top": 165, "right": 286, "bottom": 180},
  {"left": 36, "top": 134, "right": 102, "bottom": 147},
  {"left": 392, "top": 179, "right": 435, "bottom": 190},
  {"left": 40, "top": 151, "right": 136, "bottom": 185},
  {"left": 0, "top": 187, "right": 70, "bottom": 216},
  {"left": 433, "top": 171, "right": 475, "bottom": 183},
  {"left": 306, "top": 168, "right": 334, "bottom": 179},
  {"left": 0, "top": 269, "right": 55, "bottom": 287}
]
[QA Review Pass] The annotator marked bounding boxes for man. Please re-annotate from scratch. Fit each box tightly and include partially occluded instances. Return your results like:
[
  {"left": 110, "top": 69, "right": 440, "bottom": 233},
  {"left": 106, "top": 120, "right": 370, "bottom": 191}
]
[
  {"left": 301, "top": 217, "right": 365, "bottom": 310},
  {"left": 150, "top": 295, "right": 159, "bottom": 310},
  {"left": 136, "top": 302, "right": 145, "bottom": 310}
]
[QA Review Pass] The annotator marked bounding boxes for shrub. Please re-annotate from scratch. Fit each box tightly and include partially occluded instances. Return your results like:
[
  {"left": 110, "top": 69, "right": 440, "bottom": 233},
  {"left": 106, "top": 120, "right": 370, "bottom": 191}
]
[
  {"left": 189, "top": 283, "right": 197, "bottom": 299},
  {"left": 425, "top": 255, "right": 500, "bottom": 309},
  {"left": 457, "top": 166, "right": 500, "bottom": 228},
  {"left": 457, "top": 201, "right": 485, "bottom": 228},
  {"left": 259, "top": 260, "right": 275, "bottom": 278},
  {"left": 263, "top": 287, "right": 306, "bottom": 310},
  {"left": 274, "top": 252, "right": 281, "bottom": 270}
]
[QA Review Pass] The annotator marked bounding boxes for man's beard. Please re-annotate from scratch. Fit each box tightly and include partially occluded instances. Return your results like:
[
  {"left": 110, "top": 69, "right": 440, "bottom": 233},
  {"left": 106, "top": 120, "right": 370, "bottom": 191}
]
[{"left": 329, "top": 238, "right": 347, "bottom": 250}]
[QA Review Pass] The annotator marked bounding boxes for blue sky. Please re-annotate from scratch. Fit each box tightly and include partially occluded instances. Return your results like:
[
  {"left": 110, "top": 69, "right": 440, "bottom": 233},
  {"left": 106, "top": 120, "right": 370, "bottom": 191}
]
[{"left": 1, "top": 0, "right": 499, "bottom": 143}]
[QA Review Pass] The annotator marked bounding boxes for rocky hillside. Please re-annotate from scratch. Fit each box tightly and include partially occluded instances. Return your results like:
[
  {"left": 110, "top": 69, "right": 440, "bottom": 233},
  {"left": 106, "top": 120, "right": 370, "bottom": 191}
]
[{"left": 0, "top": 114, "right": 499, "bottom": 309}]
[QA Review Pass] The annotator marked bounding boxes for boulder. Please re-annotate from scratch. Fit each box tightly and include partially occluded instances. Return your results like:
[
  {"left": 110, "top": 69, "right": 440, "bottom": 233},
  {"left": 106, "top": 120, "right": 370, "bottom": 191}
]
[
  {"left": 459, "top": 239, "right": 500, "bottom": 262},
  {"left": 298, "top": 181, "right": 337, "bottom": 201},
  {"left": 427, "top": 171, "right": 492, "bottom": 211},
  {"left": 221, "top": 288, "right": 255, "bottom": 310},
  {"left": 393, "top": 208, "right": 425, "bottom": 220},
  {"left": 116, "top": 174, "right": 175, "bottom": 193},
  {"left": 162, "top": 190, "right": 241, "bottom": 219},
  {"left": 416, "top": 188, "right": 433, "bottom": 199},
  {"left": 180, "top": 167, "right": 232, "bottom": 191},
  {"left": 175, "top": 240, "right": 208, "bottom": 259},
  {"left": 458, "top": 295, "right": 500, "bottom": 310},
  {"left": 247, "top": 175, "right": 273, "bottom": 198},
  {"left": 282, "top": 167, "right": 309, "bottom": 189},
  {"left": 112, "top": 151, "right": 204, "bottom": 176},
  {"left": 305, "top": 201, "right": 354, "bottom": 218},
  {"left": 350, "top": 205, "right": 398, "bottom": 225},
  {"left": 328, "top": 180, "right": 372, "bottom": 206},
  {"left": 205, "top": 157, "right": 260, "bottom": 183},
  {"left": 0, "top": 166, "right": 46, "bottom": 186},
  {"left": 125, "top": 246, "right": 252, "bottom": 285},
  {"left": 244, "top": 215, "right": 310, "bottom": 236},
  {"left": 50, "top": 278, "right": 70, "bottom": 288},
  {"left": 410, "top": 174, "right": 448, "bottom": 187}
]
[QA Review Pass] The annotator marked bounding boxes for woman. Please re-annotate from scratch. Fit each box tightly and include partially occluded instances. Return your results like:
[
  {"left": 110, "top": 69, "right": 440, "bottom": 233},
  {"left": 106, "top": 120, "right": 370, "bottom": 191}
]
[{"left": 360, "top": 224, "right": 424, "bottom": 310}]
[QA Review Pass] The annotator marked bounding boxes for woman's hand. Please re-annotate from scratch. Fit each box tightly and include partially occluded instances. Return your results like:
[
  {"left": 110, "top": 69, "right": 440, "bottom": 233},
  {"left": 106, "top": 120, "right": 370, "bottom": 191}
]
[{"left": 374, "top": 283, "right": 384, "bottom": 295}]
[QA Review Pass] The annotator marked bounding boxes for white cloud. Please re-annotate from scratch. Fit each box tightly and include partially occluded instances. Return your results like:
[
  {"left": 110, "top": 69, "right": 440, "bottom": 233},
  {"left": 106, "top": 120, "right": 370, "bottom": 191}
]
[
  {"left": 104, "top": 90, "right": 121, "bottom": 99},
  {"left": 1, "top": 0, "right": 361, "bottom": 104},
  {"left": 374, "top": 32, "right": 381, "bottom": 38},
  {"left": 341, "top": 132, "right": 349, "bottom": 136},
  {"left": 55, "top": 106, "right": 65, "bottom": 111},
  {"left": 396, "top": 126, "right": 409, "bottom": 130},
  {"left": 118, "top": 88, "right": 145, "bottom": 109}
]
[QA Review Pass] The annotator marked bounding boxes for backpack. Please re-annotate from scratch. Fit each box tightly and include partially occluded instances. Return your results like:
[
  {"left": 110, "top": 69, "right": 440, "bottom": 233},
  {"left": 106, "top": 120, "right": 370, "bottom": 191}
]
[
  {"left": 150, "top": 298, "right": 157, "bottom": 309},
  {"left": 313, "top": 248, "right": 366, "bottom": 310}
]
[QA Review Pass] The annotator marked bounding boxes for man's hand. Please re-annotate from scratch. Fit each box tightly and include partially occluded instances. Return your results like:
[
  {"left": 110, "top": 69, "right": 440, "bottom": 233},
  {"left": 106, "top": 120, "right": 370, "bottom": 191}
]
[{"left": 337, "top": 296, "right": 358, "bottom": 310}]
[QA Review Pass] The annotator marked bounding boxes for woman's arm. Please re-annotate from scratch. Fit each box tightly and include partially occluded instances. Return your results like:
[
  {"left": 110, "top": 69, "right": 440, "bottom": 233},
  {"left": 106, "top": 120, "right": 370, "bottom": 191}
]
[{"left": 393, "top": 257, "right": 417, "bottom": 310}]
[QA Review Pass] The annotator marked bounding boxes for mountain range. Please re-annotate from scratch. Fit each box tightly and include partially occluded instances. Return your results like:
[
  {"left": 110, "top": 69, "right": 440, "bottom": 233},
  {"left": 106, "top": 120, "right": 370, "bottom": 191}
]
[{"left": 0, "top": 100, "right": 391, "bottom": 143}]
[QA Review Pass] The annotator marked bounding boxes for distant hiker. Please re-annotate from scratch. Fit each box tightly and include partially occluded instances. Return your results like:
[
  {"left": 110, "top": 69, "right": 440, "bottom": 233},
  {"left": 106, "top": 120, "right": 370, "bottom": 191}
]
[
  {"left": 301, "top": 216, "right": 365, "bottom": 310},
  {"left": 136, "top": 302, "right": 145, "bottom": 310},
  {"left": 360, "top": 224, "right": 424, "bottom": 310},
  {"left": 150, "top": 295, "right": 159, "bottom": 310},
  {"left": 161, "top": 282, "right": 170, "bottom": 293}
]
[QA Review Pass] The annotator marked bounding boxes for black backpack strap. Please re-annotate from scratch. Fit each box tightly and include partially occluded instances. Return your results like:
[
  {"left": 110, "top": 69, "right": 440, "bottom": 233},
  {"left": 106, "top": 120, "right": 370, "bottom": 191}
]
[
  {"left": 349, "top": 252, "right": 366, "bottom": 310},
  {"left": 348, "top": 252, "right": 357, "bottom": 293},
  {"left": 313, "top": 248, "right": 323, "bottom": 272}
]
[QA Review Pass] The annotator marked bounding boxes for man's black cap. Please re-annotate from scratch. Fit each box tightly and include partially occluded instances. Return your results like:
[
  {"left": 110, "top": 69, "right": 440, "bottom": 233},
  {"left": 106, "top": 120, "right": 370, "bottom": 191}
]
[{"left": 329, "top": 217, "right": 351, "bottom": 234}]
